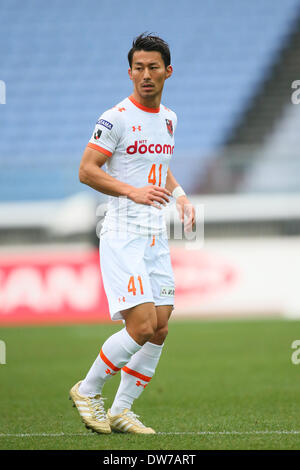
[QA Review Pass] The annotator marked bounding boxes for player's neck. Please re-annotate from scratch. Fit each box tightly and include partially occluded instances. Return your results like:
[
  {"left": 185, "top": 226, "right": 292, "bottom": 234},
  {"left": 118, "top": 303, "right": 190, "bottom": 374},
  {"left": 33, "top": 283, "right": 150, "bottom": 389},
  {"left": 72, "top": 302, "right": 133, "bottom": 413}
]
[{"left": 130, "top": 91, "right": 161, "bottom": 111}]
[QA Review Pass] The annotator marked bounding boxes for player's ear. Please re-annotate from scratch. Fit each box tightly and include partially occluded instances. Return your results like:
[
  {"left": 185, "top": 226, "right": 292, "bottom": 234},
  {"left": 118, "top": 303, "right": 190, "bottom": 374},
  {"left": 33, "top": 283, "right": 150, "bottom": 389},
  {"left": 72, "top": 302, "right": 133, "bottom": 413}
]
[
  {"left": 165, "top": 65, "right": 173, "bottom": 80},
  {"left": 128, "top": 68, "right": 133, "bottom": 80}
]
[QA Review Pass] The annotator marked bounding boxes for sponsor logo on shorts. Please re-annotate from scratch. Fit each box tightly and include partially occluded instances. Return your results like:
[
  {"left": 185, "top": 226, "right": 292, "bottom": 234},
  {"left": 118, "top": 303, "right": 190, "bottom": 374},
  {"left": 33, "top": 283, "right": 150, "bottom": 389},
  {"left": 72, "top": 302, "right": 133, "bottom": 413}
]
[
  {"left": 96, "top": 119, "right": 113, "bottom": 130},
  {"left": 160, "top": 286, "right": 175, "bottom": 297}
]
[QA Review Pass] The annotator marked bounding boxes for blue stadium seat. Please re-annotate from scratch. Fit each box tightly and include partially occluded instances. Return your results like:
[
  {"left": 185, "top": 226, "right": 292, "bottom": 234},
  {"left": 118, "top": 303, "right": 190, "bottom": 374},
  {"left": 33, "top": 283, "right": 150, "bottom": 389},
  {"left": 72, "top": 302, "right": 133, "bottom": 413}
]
[{"left": 1, "top": 0, "right": 300, "bottom": 200}]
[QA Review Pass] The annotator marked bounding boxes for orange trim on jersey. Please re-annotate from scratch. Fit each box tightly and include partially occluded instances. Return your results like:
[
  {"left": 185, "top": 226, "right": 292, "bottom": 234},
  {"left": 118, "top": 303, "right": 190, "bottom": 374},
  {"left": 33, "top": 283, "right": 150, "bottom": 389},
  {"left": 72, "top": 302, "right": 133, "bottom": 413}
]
[
  {"left": 150, "top": 235, "right": 155, "bottom": 247},
  {"left": 122, "top": 366, "right": 152, "bottom": 382},
  {"left": 87, "top": 143, "right": 112, "bottom": 157},
  {"left": 128, "top": 95, "right": 160, "bottom": 114},
  {"left": 100, "top": 349, "right": 120, "bottom": 372}
]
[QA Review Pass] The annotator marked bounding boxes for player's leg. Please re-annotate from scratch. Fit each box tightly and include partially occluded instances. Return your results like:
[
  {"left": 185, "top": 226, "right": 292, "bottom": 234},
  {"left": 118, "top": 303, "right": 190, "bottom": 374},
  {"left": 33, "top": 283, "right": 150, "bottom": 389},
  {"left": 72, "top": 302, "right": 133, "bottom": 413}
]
[
  {"left": 70, "top": 232, "right": 154, "bottom": 433},
  {"left": 149, "top": 304, "right": 172, "bottom": 345},
  {"left": 108, "top": 305, "right": 172, "bottom": 434},
  {"left": 70, "top": 302, "right": 156, "bottom": 434},
  {"left": 122, "top": 301, "right": 158, "bottom": 345},
  {"left": 69, "top": 321, "right": 142, "bottom": 433},
  {"left": 106, "top": 302, "right": 164, "bottom": 434},
  {"left": 78, "top": 301, "right": 157, "bottom": 397},
  {"left": 108, "top": 235, "right": 175, "bottom": 430},
  {"left": 77, "top": 231, "right": 154, "bottom": 393}
]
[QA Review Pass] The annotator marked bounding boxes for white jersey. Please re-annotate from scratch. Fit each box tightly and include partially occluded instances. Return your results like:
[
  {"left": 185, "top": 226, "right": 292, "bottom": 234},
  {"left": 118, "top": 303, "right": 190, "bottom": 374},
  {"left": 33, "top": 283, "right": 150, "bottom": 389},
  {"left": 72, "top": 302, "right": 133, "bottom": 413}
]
[{"left": 88, "top": 95, "right": 177, "bottom": 236}]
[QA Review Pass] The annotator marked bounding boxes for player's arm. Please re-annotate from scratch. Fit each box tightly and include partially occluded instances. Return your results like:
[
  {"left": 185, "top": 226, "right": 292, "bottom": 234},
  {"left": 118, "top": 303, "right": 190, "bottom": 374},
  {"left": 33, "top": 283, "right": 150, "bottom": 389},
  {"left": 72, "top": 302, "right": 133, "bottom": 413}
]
[
  {"left": 166, "top": 168, "right": 195, "bottom": 229},
  {"left": 79, "top": 146, "right": 171, "bottom": 209},
  {"left": 165, "top": 167, "right": 182, "bottom": 195}
]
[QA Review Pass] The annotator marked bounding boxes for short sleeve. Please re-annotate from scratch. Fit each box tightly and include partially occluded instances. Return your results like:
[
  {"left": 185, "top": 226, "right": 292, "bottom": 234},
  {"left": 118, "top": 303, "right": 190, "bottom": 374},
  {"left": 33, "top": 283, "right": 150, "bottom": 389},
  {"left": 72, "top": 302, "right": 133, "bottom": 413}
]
[{"left": 87, "top": 108, "right": 123, "bottom": 157}]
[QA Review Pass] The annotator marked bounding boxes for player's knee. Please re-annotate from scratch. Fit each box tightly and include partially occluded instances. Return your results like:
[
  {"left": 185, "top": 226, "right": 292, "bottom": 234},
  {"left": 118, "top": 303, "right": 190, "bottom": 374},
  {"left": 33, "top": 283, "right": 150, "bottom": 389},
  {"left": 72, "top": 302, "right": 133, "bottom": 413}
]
[
  {"left": 154, "top": 324, "right": 169, "bottom": 343},
  {"left": 161, "top": 324, "right": 169, "bottom": 341},
  {"left": 136, "top": 319, "right": 157, "bottom": 343}
]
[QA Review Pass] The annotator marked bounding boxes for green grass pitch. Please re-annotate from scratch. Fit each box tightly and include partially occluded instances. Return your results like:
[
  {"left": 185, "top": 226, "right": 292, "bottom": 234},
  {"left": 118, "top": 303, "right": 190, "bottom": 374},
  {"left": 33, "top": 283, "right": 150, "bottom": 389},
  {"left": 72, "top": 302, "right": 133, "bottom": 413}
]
[{"left": 0, "top": 318, "right": 300, "bottom": 450}]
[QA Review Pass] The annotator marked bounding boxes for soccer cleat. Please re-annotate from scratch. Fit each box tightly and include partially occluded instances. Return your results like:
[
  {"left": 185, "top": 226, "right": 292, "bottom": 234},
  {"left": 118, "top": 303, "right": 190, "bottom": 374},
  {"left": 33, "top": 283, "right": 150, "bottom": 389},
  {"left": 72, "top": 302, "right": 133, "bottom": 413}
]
[
  {"left": 107, "top": 408, "right": 156, "bottom": 434},
  {"left": 69, "top": 381, "right": 111, "bottom": 434}
]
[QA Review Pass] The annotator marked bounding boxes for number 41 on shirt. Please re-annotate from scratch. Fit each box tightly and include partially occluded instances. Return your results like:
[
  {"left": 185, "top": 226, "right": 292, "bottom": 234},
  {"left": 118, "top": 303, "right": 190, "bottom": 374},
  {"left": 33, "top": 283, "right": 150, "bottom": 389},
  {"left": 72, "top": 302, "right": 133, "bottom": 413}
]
[{"left": 148, "top": 163, "right": 162, "bottom": 186}]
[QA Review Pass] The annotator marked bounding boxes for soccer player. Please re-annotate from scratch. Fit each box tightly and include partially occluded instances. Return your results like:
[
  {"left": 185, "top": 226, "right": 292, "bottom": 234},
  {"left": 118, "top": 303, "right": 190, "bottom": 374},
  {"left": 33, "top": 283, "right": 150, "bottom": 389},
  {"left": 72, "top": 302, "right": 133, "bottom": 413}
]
[{"left": 70, "top": 33, "right": 195, "bottom": 434}]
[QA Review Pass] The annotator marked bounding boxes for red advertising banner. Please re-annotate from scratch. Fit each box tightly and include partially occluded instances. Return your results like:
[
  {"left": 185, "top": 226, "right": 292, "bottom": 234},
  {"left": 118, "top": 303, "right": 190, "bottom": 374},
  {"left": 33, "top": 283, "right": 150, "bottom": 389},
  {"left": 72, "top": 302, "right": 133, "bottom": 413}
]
[
  {"left": 0, "top": 249, "right": 110, "bottom": 325},
  {"left": 2, "top": 238, "right": 297, "bottom": 325},
  {"left": 0, "top": 245, "right": 238, "bottom": 326}
]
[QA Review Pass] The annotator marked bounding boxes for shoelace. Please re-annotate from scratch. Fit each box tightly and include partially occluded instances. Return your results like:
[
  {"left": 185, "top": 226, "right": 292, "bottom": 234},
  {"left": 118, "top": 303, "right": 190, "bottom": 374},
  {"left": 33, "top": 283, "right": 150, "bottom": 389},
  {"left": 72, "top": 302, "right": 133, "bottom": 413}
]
[
  {"left": 89, "top": 397, "right": 107, "bottom": 421},
  {"left": 126, "top": 411, "right": 146, "bottom": 428}
]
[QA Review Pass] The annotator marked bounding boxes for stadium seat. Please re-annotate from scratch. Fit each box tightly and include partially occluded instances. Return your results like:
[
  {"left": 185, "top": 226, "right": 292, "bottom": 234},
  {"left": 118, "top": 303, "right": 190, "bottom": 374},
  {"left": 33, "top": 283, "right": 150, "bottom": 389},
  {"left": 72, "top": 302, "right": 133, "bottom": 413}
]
[{"left": 1, "top": 0, "right": 300, "bottom": 200}]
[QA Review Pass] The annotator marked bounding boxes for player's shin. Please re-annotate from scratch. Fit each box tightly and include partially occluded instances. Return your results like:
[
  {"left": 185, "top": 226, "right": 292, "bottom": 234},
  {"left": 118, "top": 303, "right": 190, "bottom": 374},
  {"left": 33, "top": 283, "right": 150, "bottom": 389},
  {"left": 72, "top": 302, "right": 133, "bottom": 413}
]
[
  {"left": 79, "top": 327, "right": 141, "bottom": 397},
  {"left": 110, "top": 341, "right": 164, "bottom": 415}
]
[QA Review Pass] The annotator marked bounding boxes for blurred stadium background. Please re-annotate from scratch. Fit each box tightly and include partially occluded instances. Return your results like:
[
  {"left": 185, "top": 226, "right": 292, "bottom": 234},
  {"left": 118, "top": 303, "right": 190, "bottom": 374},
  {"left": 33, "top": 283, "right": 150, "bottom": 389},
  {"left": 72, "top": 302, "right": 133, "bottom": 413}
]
[{"left": 1, "top": 0, "right": 300, "bottom": 325}]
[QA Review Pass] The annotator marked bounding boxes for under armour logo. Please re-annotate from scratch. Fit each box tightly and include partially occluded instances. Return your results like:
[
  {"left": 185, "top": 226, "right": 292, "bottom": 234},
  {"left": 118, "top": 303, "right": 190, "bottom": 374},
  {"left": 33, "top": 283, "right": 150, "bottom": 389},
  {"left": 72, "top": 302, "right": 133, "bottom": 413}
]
[
  {"left": 132, "top": 125, "right": 142, "bottom": 132},
  {"left": 106, "top": 368, "right": 117, "bottom": 376},
  {"left": 112, "top": 106, "right": 126, "bottom": 112},
  {"left": 118, "top": 296, "right": 126, "bottom": 303},
  {"left": 136, "top": 380, "right": 147, "bottom": 389}
]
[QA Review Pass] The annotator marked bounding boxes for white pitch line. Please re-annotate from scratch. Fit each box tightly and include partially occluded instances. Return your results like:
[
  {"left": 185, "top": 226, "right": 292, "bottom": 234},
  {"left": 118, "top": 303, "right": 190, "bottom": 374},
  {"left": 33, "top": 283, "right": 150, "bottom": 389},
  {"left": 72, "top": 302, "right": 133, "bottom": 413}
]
[
  {"left": 159, "top": 431, "right": 300, "bottom": 435},
  {"left": 0, "top": 431, "right": 300, "bottom": 438}
]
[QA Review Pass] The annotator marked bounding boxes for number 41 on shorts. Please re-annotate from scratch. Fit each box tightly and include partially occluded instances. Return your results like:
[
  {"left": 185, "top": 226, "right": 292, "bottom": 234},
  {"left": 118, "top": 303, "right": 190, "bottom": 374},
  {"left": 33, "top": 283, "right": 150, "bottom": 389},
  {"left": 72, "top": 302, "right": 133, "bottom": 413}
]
[{"left": 128, "top": 276, "right": 144, "bottom": 296}]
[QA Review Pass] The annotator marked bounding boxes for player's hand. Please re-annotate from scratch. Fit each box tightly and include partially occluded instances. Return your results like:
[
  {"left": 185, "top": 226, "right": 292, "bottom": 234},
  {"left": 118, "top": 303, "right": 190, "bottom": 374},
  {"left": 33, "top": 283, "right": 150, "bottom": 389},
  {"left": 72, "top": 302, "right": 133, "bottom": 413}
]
[
  {"left": 128, "top": 185, "right": 171, "bottom": 209},
  {"left": 176, "top": 195, "right": 195, "bottom": 232}
]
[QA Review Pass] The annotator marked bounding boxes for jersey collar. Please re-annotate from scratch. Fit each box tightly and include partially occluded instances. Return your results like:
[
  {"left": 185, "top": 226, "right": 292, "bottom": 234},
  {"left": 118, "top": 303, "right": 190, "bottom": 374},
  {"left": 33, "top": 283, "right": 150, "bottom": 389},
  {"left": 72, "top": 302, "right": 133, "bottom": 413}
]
[{"left": 128, "top": 95, "right": 160, "bottom": 113}]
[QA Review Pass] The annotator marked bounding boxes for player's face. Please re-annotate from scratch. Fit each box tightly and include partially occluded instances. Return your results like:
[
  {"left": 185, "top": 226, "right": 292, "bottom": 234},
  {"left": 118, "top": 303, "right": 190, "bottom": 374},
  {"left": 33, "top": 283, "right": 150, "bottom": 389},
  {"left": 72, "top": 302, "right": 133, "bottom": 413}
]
[{"left": 128, "top": 50, "right": 172, "bottom": 102}]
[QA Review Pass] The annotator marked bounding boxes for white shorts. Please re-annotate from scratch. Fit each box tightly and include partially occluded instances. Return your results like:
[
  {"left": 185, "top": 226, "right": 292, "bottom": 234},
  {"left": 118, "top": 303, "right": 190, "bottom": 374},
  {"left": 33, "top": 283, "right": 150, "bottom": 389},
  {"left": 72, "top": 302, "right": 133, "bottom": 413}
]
[{"left": 99, "top": 230, "right": 175, "bottom": 321}]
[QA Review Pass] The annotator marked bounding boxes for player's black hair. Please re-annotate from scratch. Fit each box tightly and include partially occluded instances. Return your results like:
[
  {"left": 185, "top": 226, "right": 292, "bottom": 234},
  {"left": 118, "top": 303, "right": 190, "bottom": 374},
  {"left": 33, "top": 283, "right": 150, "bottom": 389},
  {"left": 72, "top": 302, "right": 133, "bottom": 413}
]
[{"left": 128, "top": 33, "right": 171, "bottom": 68}]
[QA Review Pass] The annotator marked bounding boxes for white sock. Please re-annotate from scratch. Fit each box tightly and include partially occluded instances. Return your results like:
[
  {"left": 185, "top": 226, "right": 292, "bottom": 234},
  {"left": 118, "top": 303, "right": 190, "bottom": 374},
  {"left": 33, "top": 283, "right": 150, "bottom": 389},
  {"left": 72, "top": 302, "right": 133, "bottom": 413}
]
[
  {"left": 110, "top": 341, "right": 164, "bottom": 416},
  {"left": 79, "top": 328, "right": 141, "bottom": 397}
]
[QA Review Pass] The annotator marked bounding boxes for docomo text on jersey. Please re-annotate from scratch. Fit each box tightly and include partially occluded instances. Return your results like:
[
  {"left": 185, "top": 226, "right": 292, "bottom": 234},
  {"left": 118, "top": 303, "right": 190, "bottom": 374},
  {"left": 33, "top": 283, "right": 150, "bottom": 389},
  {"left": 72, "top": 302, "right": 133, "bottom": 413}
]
[{"left": 126, "top": 140, "right": 174, "bottom": 155}]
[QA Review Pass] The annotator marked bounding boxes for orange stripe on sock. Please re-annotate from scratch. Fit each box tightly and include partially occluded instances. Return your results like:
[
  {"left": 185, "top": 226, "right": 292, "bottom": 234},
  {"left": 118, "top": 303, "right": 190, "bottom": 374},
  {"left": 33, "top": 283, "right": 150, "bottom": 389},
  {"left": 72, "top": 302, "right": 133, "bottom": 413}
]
[
  {"left": 122, "top": 366, "right": 152, "bottom": 382},
  {"left": 99, "top": 349, "right": 120, "bottom": 372}
]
